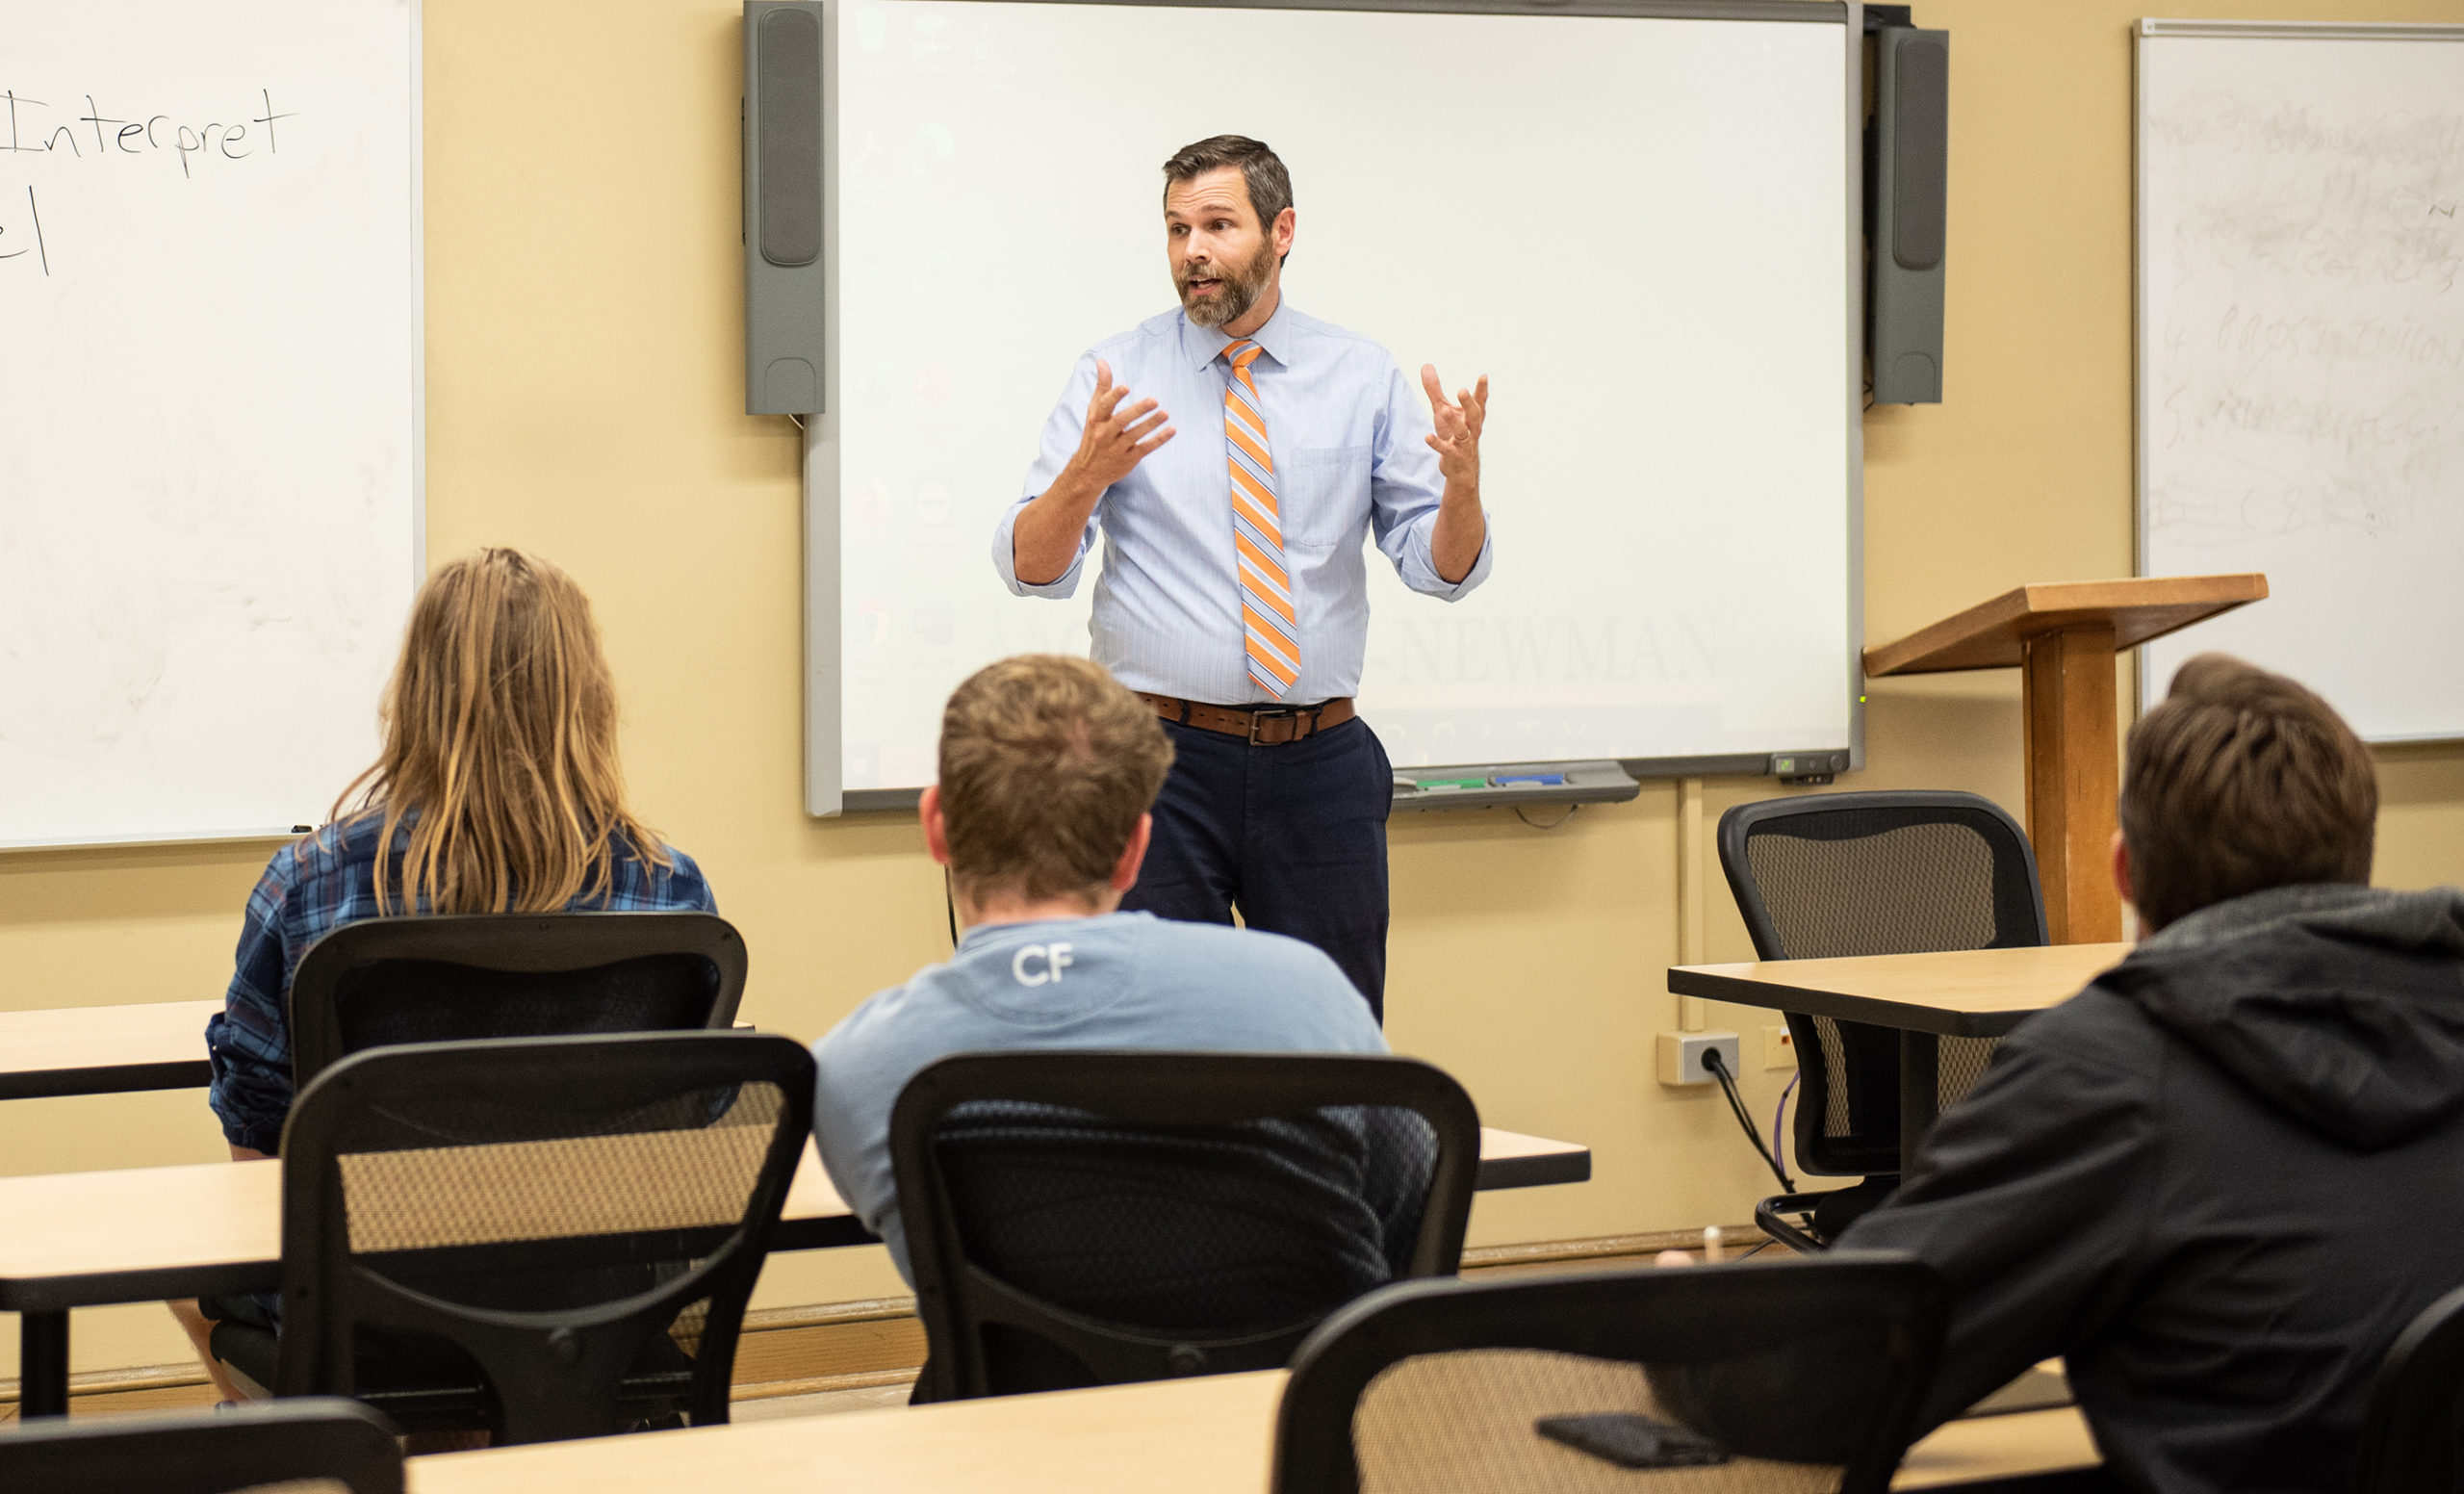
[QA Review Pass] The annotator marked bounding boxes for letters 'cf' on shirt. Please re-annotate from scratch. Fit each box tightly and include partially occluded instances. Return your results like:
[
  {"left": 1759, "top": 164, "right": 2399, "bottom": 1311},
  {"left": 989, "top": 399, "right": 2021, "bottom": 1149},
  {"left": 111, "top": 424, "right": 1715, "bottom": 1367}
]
[
  {"left": 808, "top": 910, "right": 1391, "bottom": 1284},
  {"left": 203, "top": 813, "right": 716, "bottom": 1155},
  {"left": 992, "top": 303, "right": 1496, "bottom": 708}
]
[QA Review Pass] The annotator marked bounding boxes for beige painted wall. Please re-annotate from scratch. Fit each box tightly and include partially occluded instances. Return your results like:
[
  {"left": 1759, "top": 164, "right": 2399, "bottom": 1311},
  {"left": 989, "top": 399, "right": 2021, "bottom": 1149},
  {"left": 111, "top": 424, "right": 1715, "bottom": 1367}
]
[{"left": 7, "top": 0, "right": 2462, "bottom": 1378}]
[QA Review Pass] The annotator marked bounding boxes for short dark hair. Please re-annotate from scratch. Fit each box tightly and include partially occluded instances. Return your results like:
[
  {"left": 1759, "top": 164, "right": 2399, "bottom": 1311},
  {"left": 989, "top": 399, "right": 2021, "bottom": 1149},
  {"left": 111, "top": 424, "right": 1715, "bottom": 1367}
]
[
  {"left": 1163, "top": 135, "right": 1293, "bottom": 245},
  {"left": 2118, "top": 653, "right": 2376, "bottom": 932}
]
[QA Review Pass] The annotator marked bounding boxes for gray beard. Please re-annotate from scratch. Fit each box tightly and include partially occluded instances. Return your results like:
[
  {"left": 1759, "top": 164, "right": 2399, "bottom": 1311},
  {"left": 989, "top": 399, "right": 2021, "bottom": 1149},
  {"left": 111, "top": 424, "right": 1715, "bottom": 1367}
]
[
  {"left": 1179, "top": 244, "right": 1273, "bottom": 328},
  {"left": 1182, "top": 274, "right": 1255, "bottom": 329}
]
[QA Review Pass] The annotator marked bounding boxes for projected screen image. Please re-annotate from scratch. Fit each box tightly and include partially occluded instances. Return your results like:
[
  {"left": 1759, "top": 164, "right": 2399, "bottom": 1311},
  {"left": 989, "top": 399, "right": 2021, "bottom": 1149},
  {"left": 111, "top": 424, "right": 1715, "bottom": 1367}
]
[{"left": 832, "top": 1, "right": 1853, "bottom": 792}]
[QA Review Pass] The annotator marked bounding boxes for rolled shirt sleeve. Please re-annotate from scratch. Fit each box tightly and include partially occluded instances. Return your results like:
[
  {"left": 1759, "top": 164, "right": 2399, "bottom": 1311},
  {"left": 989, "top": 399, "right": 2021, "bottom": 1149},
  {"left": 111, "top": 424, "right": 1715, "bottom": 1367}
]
[
  {"left": 1370, "top": 362, "right": 1493, "bottom": 602},
  {"left": 984, "top": 306, "right": 1492, "bottom": 703},
  {"left": 993, "top": 354, "right": 1104, "bottom": 599}
]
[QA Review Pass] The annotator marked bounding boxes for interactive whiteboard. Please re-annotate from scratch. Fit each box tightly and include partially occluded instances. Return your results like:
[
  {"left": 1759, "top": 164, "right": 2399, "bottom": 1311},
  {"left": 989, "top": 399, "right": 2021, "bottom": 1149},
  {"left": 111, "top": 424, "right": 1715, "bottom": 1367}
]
[
  {"left": 806, "top": 0, "right": 1862, "bottom": 808},
  {"left": 0, "top": 0, "right": 423, "bottom": 848},
  {"left": 2137, "top": 20, "right": 2464, "bottom": 739}
]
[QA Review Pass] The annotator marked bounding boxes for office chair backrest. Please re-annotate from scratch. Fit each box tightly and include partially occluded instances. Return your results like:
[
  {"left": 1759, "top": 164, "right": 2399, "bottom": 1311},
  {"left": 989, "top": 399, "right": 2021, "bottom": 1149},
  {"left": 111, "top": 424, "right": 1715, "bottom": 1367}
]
[
  {"left": 2352, "top": 1282, "right": 2464, "bottom": 1494},
  {"left": 286, "top": 912, "right": 747, "bottom": 1089},
  {"left": 1274, "top": 1251, "right": 1948, "bottom": 1494},
  {"left": 1718, "top": 791, "right": 2047, "bottom": 1178},
  {"left": 0, "top": 1398, "right": 402, "bottom": 1494},
  {"left": 891, "top": 1051, "right": 1481, "bottom": 1402},
  {"left": 274, "top": 1030, "right": 812, "bottom": 1445}
]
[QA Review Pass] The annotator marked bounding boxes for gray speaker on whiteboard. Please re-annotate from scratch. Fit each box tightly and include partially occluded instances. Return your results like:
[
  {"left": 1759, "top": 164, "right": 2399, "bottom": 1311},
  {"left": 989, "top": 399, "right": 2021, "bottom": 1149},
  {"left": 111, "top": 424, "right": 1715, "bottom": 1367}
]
[
  {"left": 744, "top": 1, "right": 826, "bottom": 415},
  {"left": 1869, "top": 25, "right": 1947, "bottom": 404}
]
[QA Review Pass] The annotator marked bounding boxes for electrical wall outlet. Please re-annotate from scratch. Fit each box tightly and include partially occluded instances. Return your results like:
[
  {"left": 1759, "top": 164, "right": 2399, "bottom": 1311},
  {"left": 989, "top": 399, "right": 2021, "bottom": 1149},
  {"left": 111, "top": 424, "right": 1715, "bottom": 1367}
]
[
  {"left": 1763, "top": 1023, "right": 1797, "bottom": 1070},
  {"left": 1657, "top": 1031, "right": 1741, "bottom": 1086}
]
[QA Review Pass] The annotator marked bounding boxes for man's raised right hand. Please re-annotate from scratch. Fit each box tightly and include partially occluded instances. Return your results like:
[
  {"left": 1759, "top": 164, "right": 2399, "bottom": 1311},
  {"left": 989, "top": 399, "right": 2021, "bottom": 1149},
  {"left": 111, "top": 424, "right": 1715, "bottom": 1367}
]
[{"left": 1064, "top": 359, "right": 1174, "bottom": 489}]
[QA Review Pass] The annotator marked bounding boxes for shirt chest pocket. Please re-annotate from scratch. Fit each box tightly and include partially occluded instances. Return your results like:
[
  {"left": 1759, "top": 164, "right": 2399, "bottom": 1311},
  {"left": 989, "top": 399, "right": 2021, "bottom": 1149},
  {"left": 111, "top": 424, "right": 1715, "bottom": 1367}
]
[{"left": 1272, "top": 446, "right": 1372, "bottom": 551}]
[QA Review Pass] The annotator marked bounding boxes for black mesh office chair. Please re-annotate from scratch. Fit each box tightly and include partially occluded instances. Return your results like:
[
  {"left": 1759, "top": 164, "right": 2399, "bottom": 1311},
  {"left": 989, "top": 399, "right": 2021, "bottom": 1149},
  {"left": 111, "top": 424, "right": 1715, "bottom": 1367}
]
[
  {"left": 285, "top": 911, "right": 747, "bottom": 1090},
  {"left": 1717, "top": 792, "right": 2047, "bottom": 1250},
  {"left": 1272, "top": 1251, "right": 1948, "bottom": 1494},
  {"left": 890, "top": 1051, "right": 1480, "bottom": 1402},
  {"left": 0, "top": 1398, "right": 402, "bottom": 1493},
  {"left": 210, "top": 1030, "right": 812, "bottom": 1445},
  {"left": 2352, "top": 1283, "right": 2464, "bottom": 1494}
]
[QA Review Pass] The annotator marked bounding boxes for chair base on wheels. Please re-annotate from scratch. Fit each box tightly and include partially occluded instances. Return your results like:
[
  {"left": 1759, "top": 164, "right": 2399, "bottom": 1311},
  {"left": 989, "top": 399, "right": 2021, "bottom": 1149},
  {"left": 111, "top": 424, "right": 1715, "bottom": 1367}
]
[
  {"left": 210, "top": 1319, "right": 704, "bottom": 1436},
  {"left": 1756, "top": 1176, "right": 1899, "bottom": 1253}
]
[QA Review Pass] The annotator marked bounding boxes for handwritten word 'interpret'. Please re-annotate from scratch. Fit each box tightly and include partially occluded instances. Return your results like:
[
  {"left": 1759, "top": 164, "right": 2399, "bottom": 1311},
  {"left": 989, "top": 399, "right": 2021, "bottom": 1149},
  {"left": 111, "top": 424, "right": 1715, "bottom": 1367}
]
[{"left": 1, "top": 89, "right": 299, "bottom": 180}]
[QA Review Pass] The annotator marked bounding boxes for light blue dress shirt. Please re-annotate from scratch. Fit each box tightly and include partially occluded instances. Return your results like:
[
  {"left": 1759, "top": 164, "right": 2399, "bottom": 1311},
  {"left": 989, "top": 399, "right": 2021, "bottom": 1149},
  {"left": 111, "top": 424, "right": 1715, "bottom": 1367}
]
[{"left": 993, "top": 303, "right": 1495, "bottom": 706}]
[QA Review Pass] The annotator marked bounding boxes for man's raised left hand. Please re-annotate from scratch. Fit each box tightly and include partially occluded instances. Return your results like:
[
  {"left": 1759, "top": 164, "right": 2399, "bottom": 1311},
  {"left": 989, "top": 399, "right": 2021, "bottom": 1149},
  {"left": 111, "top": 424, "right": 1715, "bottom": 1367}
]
[{"left": 1421, "top": 365, "right": 1489, "bottom": 493}]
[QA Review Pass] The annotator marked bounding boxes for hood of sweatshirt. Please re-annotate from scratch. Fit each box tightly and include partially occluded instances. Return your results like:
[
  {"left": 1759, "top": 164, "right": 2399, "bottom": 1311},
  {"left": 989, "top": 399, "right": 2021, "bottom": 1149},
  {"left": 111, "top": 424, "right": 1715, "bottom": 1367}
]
[{"left": 2098, "top": 883, "right": 2464, "bottom": 1151}]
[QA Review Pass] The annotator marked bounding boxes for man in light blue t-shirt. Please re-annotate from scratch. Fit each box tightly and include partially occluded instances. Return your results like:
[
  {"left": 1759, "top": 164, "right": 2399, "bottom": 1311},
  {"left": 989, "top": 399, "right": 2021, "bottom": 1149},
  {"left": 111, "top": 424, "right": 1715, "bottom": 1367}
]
[{"left": 810, "top": 655, "right": 1388, "bottom": 1283}]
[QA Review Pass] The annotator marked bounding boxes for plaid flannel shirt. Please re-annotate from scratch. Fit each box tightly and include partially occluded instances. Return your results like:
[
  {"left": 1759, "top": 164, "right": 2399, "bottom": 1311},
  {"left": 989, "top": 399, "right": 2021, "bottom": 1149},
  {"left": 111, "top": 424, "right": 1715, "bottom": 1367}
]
[{"left": 203, "top": 813, "right": 716, "bottom": 1153}]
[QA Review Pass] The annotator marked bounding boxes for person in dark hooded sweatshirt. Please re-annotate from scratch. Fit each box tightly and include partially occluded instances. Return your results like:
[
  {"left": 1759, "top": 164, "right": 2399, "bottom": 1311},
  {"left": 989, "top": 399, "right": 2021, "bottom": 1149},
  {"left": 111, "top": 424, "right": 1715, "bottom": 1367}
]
[{"left": 1834, "top": 653, "right": 2464, "bottom": 1494}]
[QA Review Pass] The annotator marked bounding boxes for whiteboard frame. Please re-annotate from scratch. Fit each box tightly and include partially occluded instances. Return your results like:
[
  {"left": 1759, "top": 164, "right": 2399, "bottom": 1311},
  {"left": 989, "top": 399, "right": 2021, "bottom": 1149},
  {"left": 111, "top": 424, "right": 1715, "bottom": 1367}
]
[
  {"left": 0, "top": 0, "right": 429, "bottom": 855},
  {"left": 2130, "top": 17, "right": 2464, "bottom": 737},
  {"left": 805, "top": 0, "right": 1867, "bottom": 814}
]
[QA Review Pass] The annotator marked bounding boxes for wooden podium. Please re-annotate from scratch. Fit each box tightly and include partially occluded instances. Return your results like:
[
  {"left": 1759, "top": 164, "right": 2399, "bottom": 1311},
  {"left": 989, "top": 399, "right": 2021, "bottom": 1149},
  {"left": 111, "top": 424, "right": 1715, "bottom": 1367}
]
[{"left": 1862, "top": 576, "right": 2268, "bottom": 942}]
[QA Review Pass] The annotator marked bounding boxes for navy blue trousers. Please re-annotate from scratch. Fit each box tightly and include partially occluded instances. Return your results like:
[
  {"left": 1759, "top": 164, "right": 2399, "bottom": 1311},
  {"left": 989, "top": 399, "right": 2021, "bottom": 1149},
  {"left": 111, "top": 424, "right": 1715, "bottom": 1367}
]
[{"left": 1121, "top": 716, "right": 1393, "bottom": 1021}]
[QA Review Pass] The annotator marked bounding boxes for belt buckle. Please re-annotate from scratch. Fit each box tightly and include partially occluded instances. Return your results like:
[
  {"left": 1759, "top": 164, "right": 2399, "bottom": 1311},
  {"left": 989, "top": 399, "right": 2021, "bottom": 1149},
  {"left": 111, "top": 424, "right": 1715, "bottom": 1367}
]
[{"left": 1246, "top": 706, "right": 1300, "bottom": 746}]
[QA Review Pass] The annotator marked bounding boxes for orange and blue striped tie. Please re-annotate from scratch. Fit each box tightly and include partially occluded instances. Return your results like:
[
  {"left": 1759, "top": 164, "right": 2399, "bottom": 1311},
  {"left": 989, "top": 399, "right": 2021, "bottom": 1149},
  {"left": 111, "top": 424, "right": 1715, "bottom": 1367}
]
[{"left": 1223, "top": 339, "right": 1298, "bottom": 698}]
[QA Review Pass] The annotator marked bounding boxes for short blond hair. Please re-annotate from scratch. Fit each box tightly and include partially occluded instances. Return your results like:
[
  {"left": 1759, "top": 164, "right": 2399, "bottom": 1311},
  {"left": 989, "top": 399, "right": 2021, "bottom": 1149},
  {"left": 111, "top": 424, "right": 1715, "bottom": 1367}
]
[{"left": 937, "top": 657, "right": 1174, "bottom": 905}]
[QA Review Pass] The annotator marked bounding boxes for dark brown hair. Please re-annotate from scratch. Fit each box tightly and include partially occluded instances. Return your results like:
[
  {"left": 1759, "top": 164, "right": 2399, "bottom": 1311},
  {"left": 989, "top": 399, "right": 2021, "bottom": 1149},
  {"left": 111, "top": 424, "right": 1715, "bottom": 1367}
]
[
  {"left": 1163, "top": 135, "right": 1294, "bottom": 258},
  {"left": 2118, "top": 653, "right": 2375, "bottom": 931},
  {"left": 937, "top": 656, "right": 1175, "bottom": 906}
]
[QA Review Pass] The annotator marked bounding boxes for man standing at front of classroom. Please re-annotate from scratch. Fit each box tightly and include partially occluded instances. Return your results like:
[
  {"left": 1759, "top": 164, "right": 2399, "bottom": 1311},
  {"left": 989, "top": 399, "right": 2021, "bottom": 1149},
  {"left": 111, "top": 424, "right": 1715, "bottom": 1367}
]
[{"left": 992, "top": 135, "right": 1495, "bottom": 1021}]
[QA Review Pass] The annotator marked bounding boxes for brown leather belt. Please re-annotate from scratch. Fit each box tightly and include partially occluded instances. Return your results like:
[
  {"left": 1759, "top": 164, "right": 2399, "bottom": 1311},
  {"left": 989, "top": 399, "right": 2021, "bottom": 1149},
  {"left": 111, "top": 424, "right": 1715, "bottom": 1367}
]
[{"left": 1138, "top": 692, "right": 1355, "bottom": 747}]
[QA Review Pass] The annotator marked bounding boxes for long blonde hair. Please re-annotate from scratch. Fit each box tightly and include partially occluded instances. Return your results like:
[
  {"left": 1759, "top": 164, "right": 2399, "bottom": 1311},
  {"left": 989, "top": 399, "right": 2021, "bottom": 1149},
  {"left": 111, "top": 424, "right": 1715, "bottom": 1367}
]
[{"left": 333, "top": 548, "right": 668, "bottom": 914}]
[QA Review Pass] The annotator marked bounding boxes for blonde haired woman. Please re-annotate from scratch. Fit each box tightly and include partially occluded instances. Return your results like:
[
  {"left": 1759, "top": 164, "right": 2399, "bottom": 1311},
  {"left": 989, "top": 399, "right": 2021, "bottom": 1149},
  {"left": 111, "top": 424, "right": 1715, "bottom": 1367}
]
[{"left": 180, "top": 549, "right": 711, "bottom": 1401}]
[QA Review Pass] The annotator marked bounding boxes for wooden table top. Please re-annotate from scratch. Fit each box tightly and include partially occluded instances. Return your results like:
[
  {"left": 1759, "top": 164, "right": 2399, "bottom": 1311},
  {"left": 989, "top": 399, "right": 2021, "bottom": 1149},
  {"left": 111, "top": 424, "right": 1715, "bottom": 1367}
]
[
  {"left": 1468, "top": 1124, "right": 1591, "bottom": 1189},
  {"left": 0, "top": 1128, "right": 1585, "bottom": 1311},
  {"left": 0, "top": 1139, "right": 864, "bottom": 1312},
  {"left": 0, "top": 1001, "right": 1578, "bottom": 1191},
  {"left": 0, "top": 1003, "right": 776, "bottom": 1102},
  {"left": 1895, "top": 1404, "right": 2102, "bottom": 1488},
  {"left": 1861, "top": 574, "right": 2267, "bottom": 678},
  {"left": 1669, "top": 943, "right": 2132, "bottom": 1039},
  {"left": 407, "top": 1369, "right": 2100, "bottom": 1493},
  {"left": 0, "top": 998, "right": 220, "bottom": 1100}
]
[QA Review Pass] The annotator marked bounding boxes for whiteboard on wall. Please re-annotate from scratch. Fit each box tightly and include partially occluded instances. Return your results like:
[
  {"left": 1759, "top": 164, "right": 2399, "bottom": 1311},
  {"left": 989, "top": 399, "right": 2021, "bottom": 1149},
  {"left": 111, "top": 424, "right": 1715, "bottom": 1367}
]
[
  {"left": 805, "top": 0, "right": 1863, "bottom": 809},
  {"left": 2137, "top": 20, "right": 2464, "bottom": 739},
  {"left": 0, "top": 0, "right": 422, "bottom": 849}
]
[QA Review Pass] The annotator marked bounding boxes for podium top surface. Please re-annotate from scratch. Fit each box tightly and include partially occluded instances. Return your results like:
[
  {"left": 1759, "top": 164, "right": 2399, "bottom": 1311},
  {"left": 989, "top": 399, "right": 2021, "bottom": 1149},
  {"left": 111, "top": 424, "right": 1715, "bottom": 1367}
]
[{"left": 1863, "top": 575, "right": 2268, "bottom": 678}]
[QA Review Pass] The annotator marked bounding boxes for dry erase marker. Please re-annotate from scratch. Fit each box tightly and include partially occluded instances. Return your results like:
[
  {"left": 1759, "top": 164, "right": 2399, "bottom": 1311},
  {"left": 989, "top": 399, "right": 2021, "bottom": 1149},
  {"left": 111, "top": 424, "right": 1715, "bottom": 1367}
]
[{"left": 1415, "top": 777, "right": 1488, "bottom": 791}]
